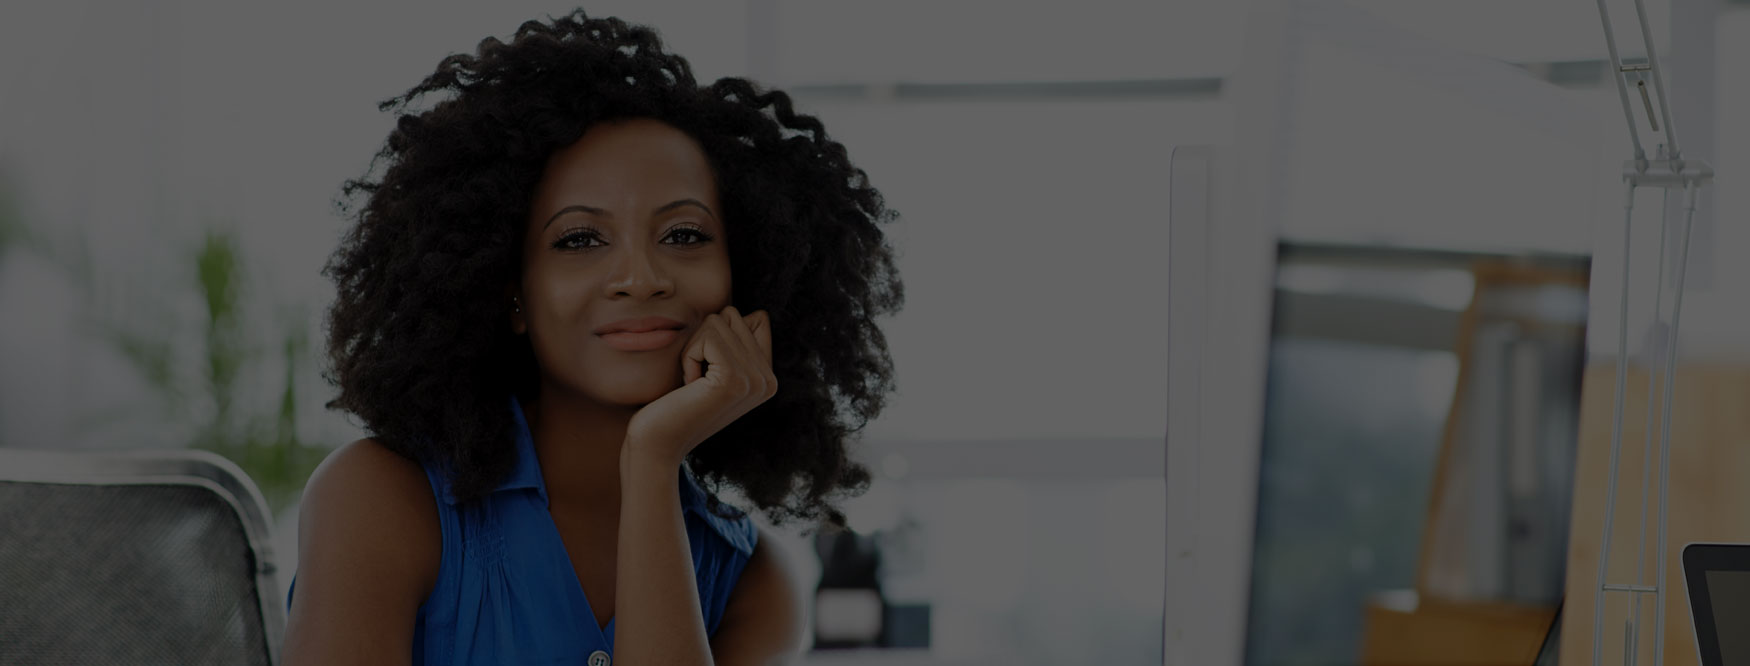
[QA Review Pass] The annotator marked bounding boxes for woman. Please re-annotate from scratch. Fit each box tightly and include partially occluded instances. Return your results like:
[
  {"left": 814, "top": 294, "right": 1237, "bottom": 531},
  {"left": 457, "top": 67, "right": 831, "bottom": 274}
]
[{"left": 284, "top": 10, "right": 904, "bottom": 665}]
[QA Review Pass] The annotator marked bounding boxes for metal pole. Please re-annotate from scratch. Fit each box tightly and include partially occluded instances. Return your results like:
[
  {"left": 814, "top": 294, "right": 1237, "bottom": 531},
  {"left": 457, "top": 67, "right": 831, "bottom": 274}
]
[
  {"left": 1627, "top": 184, "right": 1671, "bottom": 666},
  {"left": 1593, "top": 182, "right": 1640, "bottom": 666},
  {"left": 1630, "top": 0, "right": 1683, "bottom": 160},
  {"left": 1650, "top": 183, "right": 1700, "bottom": 665},
  {"left": 1593, "top": 0, "right": 1648, "bottom": 161}
]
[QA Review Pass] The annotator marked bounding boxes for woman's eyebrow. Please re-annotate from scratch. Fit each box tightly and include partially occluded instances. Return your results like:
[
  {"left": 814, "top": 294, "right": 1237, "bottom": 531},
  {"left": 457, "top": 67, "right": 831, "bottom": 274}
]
[
  {"left": 543, "top": 199, "right": 717, "bottom": 230},
  {"left": 652, "top": 198, "right": 717, "bottom": 221},
  {"left": 544, "top": 204, "right": 608, "bottom": 230}
]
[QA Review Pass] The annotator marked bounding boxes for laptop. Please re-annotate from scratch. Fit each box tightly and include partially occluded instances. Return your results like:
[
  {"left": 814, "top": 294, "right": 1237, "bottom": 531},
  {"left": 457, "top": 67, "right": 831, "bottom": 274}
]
[
  {"left": 1533, "top": 600, "right": 1563, "bottom": 666},
  {"left": 1683, "top": 543, "right": 1750, "bottom": 666}
]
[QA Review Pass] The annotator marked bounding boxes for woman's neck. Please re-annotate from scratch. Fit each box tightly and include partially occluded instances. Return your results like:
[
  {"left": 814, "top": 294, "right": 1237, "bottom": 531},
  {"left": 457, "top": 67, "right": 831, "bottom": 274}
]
[{"left": 523, "top": 389, "right": 635, "bottom": 511}]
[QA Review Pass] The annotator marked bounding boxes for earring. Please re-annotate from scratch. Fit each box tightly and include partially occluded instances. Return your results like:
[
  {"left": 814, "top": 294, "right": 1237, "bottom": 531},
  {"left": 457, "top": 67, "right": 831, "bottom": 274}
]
[{"left": 512, "top": 297, "right": 521, "bottom": 313}]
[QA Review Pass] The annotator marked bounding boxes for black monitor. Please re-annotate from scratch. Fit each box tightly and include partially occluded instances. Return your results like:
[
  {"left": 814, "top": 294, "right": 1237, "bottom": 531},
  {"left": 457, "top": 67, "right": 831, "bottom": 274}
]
[
  {"left": 1683, "top": 543, "right": 1750, "bottom": 666},
  {"left": 1533, "top": 601, "right": 1563, "bottom": 666}
]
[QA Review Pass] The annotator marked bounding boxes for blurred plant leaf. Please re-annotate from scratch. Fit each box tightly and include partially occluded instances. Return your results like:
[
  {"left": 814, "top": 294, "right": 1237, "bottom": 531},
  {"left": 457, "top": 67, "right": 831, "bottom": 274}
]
[
  {"left": 97, "top": 320, "right": 189, "bottom": 417},
  {"left": 277, "top": 318, "right": 307, "bottom": 448},
  {"left": 196, "top": 229, "right": 242, "bottom": 328},
  {"left": 6, "top": 168, "right": 329, "bottom": 510},
  {"left": 53, "top": 221, "right": 328, "bottom": 513},
  {"left": 195, "top": 229, "right": 246, "bottom": 449}
]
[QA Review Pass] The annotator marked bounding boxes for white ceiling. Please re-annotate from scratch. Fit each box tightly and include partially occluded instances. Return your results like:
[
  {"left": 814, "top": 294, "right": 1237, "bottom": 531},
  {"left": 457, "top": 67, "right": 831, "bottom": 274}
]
[
  {"left": 767, "top": 0, "right": 1681, "bottom": 85},
  {"left": 1344, "top": 0, "right": 1671, "bottom": 64}
]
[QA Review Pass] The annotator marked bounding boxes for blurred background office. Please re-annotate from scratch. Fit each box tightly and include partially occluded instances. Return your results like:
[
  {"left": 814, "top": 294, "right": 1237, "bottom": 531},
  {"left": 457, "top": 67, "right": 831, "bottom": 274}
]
[
  {"left": 3, "top": 1, "right": 1750, "bottom": 665},
  {"left": 0, "top": 2, "right": 1181, "bottom": 664}
]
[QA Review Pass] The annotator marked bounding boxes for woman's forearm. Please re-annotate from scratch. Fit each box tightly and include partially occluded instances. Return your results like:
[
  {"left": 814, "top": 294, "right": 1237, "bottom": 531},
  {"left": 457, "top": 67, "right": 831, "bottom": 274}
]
[{"left": 613, "top": 445, "right": 714, "bottom": 666}]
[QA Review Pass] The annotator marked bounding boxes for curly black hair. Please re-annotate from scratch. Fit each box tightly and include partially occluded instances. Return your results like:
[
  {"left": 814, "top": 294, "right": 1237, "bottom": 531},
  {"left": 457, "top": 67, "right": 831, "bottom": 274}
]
[{"left": 320, "top": 9, "right": 904, "bottom": 530}]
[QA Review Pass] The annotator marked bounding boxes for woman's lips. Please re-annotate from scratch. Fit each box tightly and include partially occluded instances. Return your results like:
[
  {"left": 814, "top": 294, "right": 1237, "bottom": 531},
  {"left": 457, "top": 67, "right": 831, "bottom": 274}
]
[{"left": 600, "top": 329, "right": 681, "bottom": 352}]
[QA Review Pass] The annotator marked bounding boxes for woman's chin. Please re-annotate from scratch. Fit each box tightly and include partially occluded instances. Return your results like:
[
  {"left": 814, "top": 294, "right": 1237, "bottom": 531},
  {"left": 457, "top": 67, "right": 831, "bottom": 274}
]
[{"left": 600, "top": 380, "right": 683, "bottom": 407}]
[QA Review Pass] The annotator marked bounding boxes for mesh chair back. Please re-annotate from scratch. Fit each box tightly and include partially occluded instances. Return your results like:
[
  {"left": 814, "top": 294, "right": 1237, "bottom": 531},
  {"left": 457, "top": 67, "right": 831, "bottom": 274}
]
[{"left": 0, "top": 448, "right": 283, "bottom": 665}]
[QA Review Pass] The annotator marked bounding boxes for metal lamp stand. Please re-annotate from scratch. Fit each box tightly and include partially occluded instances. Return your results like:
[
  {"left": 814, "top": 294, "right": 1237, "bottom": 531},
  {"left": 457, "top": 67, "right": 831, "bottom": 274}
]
[{"left": 1588, "top": 0, "right": 1716, "bottom": 664}]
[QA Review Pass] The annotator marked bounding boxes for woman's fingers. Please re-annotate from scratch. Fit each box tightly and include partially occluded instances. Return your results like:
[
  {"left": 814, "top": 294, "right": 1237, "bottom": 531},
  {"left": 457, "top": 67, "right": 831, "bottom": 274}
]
[
  {"left": 722, "top": 307, "right": 761, "bottom": 363},
  {"left": 719, "top": 307, "right": 761, "bottom": 396},
  {"left": 748, "top": 311, "right": 772, "bottom": 366},
  {"left": 689, "top": 312, "right": 746, "bottom": 389},
  {"left": 725, "top": 307, "right": 772, "bottom": 361},
  {"left": 683, "top": 313, "right": 720, "bottom": 385},
  {"left": 749, "top": 311, "right": 775, "bottom": 398},
  {"left": 719, "top": 306, "right": 774, "bottom": 399}
]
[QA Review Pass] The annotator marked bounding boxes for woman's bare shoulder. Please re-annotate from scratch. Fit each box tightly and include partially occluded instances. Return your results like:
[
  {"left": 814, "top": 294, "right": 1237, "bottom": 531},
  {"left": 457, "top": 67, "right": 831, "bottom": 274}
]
[
  {"left": 284, "top": 438, "right": 439, "bottom": 665},
  {"left": 303, "top": 438, "right": 435, "bottom": 516},
  {"left": 297, "top": 438, "right": 440, "bottom": 577}
]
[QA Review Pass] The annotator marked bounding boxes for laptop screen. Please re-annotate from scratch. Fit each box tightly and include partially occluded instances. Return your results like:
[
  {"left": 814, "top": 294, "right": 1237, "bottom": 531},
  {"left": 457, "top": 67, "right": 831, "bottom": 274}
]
[
  {"left": 1684, "top": 543, "right": 1750, "bottom": 666},
  {"left": 1706, "top": 571, "right": 1750, "bottom": 665}
]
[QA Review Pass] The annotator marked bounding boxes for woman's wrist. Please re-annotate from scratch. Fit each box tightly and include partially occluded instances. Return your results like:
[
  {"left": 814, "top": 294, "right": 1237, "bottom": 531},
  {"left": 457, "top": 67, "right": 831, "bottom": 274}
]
[{"left": 619, "top": 438, "right": 684, "bottom": 481}]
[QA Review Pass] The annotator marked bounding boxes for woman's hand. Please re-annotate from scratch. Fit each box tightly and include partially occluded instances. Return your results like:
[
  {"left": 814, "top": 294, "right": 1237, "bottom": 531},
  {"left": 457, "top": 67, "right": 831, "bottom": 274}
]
[{"left": 623, "top": 305, "right": 776, "bottom": 472}]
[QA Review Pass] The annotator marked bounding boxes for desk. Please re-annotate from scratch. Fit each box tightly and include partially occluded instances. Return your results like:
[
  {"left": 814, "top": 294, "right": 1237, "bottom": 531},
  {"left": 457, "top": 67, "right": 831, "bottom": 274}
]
[
  {"left": 1560, "top": 363, "right": 1750, "bottom": 666},
  {"left": 1360, "top": 591, "right": 1555, "bottom": 666}
]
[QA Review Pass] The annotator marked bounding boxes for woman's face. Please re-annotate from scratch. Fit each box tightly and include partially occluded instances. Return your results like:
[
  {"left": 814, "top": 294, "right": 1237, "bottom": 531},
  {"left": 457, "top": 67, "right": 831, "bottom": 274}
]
[{"left": 515, "top": 117, "right": 732, "bottom": 408}]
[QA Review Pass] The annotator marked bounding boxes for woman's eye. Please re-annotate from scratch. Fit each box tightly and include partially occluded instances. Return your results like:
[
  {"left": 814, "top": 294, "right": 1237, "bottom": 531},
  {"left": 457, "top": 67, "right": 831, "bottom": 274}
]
[
  {"left": 554, "top": 231, "right": 604, "bottom": 250},
  {"left": 666, "top": 227, "right": 715, "bottom": 246}
]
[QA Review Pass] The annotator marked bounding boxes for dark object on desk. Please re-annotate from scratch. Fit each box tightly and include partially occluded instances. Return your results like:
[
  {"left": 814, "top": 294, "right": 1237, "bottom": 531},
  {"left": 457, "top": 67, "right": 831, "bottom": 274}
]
[
  {"left": 810, "top": 527, "right": 930, "bottom": 649},
  {"left": 1683, "top": 542, "right": 1750, "bottom": 666},
  {"left": 813, "top": 527, "right": 887, "bottom": 649},
  {"left": 1533, "top": 600, "right": 1562, "bottom": 666},
  {"left": 883, "top": 601, "right": 931, "bottom": 649},
  {"left": 0, "top": 448, "right": 282, "bottom": 665}
]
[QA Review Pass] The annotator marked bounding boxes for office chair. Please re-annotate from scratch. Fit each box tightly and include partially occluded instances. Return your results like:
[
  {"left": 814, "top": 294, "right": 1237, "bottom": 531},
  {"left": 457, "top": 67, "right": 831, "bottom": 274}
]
[{"left": 0, "top": 447, "right": 284, "bottom": 665}]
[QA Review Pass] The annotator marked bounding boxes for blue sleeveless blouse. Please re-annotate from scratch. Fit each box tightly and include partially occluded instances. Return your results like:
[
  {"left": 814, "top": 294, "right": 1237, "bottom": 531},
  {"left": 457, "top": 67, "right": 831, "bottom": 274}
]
[{"left": 288, "top": 396, "right": 760, "bottom": 665}]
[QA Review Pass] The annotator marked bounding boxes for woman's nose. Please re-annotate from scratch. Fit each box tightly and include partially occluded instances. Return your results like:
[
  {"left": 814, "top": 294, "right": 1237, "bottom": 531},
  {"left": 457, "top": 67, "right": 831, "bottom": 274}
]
[{"left": 604, "top": 244, "right": 674, "bottom": 298}]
